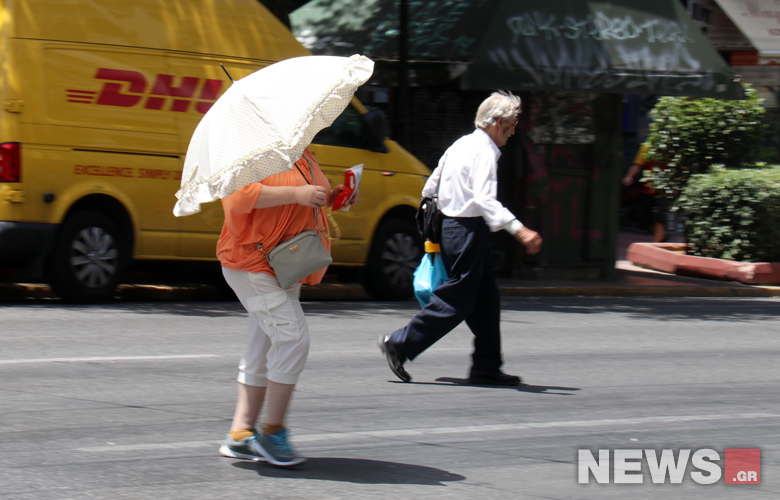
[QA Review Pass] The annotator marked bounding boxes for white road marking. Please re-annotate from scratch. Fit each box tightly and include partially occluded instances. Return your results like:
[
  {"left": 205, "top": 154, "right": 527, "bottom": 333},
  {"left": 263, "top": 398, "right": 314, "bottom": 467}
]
[
  {"left": 78, "top": 441, "right": 224, "bottom": 452},
  {"left": 75, "top": 412, "right": 778, "bottom": 453},
  {"left": 0, "top": 354, "right": 220, "bottom": 365}
]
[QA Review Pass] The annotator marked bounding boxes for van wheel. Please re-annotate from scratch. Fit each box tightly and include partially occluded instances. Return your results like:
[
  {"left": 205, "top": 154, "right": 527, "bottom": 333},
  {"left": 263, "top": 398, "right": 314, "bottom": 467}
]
[
  {"left": 48, "top": 211, "right": 127, "bottom": 303},
  {"left": 364, "top": 218, "right": 423, "bottom": 300}
]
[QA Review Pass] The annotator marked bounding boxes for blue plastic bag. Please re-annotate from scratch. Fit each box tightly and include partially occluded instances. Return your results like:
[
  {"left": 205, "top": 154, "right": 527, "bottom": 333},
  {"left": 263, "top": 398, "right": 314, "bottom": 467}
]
[{"left": 413, "top": 251, "right": 448, "bottom": 307}]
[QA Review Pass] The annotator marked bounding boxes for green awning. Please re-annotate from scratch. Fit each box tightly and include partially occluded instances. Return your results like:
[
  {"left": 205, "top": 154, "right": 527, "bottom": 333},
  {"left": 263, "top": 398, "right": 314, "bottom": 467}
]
[
  {"left": 292, "top": 0, "right": 744, "bottom": 99},
  {"left": 466, "top": 1, "right": 743, "bottom": 98}
]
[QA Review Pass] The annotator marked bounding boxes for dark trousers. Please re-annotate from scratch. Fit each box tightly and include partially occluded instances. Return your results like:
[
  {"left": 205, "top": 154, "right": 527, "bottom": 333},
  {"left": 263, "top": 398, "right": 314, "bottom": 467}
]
[{"left": 390, "top": 216, "right": 503, "bottom": 374}]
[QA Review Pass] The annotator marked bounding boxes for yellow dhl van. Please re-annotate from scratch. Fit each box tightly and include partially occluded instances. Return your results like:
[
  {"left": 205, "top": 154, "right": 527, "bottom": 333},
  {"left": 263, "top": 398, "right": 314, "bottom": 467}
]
[{"left": 0, "top": 0, "right": 430, "bottom": 302}]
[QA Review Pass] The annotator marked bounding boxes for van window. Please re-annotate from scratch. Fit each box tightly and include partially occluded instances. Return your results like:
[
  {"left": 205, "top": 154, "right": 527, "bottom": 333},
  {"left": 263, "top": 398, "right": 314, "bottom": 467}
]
[{"left": 312, "top": 104, "right": 375, "bottom": 150}]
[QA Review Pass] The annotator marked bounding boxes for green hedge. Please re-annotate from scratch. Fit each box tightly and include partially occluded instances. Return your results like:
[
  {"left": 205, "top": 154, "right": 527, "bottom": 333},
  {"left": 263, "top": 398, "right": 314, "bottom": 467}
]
[
  {"left": 644, "top": 84, "right": 766, "bottom": 197},
  {"left": 678, "top": 165, "right": 780, "bottom": 262}
]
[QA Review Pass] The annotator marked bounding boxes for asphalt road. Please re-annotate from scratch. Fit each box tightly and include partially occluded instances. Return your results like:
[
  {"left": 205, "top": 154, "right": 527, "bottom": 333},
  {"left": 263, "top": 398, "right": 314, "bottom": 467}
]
[{"left": 1, "top": 296, "right": 779, "bottom": 499}]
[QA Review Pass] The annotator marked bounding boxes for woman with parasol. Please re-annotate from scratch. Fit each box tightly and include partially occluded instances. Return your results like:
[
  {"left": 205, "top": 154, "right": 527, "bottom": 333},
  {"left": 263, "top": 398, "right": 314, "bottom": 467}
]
[
  {"left": 217, "top": 147, "right": 354, "bottom": 467},
  {"left": 173, "top": 55, "right": 373, "bottom": 466}
]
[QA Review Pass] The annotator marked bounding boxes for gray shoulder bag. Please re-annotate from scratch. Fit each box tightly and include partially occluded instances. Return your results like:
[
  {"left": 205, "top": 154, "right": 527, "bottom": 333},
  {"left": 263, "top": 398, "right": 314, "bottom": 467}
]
[{"left": 256, "top": 154, "right": 333, "bottom": 288}]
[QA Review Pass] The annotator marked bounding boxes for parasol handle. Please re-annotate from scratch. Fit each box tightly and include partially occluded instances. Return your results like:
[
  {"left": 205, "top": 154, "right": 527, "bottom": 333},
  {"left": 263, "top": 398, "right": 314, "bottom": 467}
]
[{"left": 321, "top": 208, "right": 341, "bottom": 242}]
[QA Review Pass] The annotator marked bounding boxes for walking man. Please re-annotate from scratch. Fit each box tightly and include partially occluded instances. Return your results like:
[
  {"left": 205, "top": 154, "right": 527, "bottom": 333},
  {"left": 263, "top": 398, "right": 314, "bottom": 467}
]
[{"left": 379, "top": 90, "right": 542, "bottom": 386}]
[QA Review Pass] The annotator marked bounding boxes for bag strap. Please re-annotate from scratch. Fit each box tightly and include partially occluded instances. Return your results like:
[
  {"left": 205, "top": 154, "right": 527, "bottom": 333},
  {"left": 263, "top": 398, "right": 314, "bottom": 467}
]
[
  {"left": 256, "top": 151, "right": 343, "bottom": 256},
  {"left": 299, "top": 153, "right": 341, "bottom": 242},
  {"left": 432, "top": 152, "right": 446, "bottom": 202},
  {"left": 256, "top": 151, "right": 322, "bottom": 257},
  {"left": 294, "top": 151, "right": 321, "bottom": 231}
]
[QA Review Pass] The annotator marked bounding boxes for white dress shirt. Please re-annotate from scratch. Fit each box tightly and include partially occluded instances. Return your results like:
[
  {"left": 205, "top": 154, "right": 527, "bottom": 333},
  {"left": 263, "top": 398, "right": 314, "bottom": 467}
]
[{"left": 422, "top": 128, "right": 522, "bottom": 234}]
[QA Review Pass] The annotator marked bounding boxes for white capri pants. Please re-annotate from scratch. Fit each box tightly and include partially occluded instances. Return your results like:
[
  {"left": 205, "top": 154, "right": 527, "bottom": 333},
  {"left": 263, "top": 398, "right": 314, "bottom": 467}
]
[{"left": 222, "top": 267, "right": 310, "bottom": 386}]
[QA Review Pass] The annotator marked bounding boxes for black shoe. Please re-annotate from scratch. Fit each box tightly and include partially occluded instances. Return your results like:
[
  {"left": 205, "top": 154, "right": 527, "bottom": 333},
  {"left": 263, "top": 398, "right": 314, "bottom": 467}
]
[
  {"left": 468, "top": 371, "right": 521, "bottom": 386},
  {"left": 378, "top": 335, "right": 411, "bottom": 383}
]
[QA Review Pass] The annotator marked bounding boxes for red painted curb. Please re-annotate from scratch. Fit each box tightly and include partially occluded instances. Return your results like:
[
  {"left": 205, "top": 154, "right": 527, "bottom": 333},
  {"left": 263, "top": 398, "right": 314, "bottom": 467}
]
[{"left": 627, "top": 243, "right": 780, "bottom": 285}]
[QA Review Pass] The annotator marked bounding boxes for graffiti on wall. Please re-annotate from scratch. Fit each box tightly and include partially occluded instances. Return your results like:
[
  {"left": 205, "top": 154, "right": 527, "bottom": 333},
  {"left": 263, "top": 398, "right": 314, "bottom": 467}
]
[
  {"left": 525, "top": 140, "right": 603, "bottom": 244},
  {"left": 520, "top": 93, "right": 604, "bottom": 251},
  {"left": 482, "top": 9, "right": 727, "bottom": 94}
]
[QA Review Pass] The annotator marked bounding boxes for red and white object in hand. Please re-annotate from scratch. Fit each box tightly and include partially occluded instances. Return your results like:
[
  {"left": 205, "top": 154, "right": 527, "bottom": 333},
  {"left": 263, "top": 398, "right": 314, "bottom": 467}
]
[{"left": 332, "top": 163, "right": 363, "bottom": 211}]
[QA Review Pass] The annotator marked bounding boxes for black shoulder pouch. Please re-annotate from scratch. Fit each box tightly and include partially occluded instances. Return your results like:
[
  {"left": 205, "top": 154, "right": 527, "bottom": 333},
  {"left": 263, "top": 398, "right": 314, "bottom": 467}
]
[{"left": 415, "top": 196, "right": 442, "bottom": 244}]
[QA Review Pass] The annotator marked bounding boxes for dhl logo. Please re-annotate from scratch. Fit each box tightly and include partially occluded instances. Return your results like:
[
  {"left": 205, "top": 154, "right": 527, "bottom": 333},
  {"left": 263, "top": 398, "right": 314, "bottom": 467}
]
[{"left": 66, "top": 68, "right": 225, "bottom": 114}]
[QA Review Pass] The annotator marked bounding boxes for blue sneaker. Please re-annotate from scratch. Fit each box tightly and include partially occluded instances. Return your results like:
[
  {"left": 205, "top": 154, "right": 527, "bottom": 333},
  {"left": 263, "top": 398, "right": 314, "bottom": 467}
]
[
  {"left": 255, "top": 427, "right": 306, "bottom": 467},
  {"left": 218, "top": 431, "right": 266, "bottom": 461}
]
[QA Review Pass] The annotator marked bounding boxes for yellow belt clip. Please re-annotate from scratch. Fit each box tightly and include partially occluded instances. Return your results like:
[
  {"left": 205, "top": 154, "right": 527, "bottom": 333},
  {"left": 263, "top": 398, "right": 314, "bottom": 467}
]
[{"left": 424, "top": 240, "right": 441, "bottom": 253}]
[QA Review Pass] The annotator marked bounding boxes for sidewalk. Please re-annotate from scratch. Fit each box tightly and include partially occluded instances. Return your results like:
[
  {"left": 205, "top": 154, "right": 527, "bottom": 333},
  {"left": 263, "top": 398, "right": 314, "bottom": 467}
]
[
  {"left": 494, "top": 229, "right": 780, "bottom": 299},
  {"left": 496, "top": 265, "right": 780, "bottom": 298},
  {"left": 303, "top": 229, "right": 779, "bottom": 299},
  {"left": 2, "top": 230, "right": 779, "bottom": 301}
]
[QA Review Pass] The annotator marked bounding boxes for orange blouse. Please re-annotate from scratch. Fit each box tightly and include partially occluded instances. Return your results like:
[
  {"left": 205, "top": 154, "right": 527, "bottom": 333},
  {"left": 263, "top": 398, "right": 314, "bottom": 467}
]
[{"left": 217, "top": 149, "right": 332, "bottom": 285}]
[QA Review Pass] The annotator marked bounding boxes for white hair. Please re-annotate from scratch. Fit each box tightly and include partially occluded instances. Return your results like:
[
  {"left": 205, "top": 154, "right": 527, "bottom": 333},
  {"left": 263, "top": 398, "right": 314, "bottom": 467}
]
[{"left": 474, "top": 90, "right": 522, "bottom": 129}]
